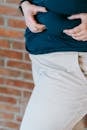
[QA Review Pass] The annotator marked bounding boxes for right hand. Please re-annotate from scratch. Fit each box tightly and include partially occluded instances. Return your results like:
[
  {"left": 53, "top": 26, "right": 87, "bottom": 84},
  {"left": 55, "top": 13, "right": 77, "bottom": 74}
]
[{"left": 21, "top": 1, "right": 47, "bottom": 33}]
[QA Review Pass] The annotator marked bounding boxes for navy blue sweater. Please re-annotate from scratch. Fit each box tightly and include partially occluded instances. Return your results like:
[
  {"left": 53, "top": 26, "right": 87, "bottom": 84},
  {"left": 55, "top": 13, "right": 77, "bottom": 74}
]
[{"left": 25, "top": 0, "right": 87, "bottom": 54}]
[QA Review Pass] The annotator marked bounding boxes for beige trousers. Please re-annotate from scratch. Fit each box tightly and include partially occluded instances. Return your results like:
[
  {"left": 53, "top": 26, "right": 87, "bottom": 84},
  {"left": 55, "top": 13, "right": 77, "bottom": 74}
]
[{"left": 20, "top": 52, "right": 87, "bottom": 130}]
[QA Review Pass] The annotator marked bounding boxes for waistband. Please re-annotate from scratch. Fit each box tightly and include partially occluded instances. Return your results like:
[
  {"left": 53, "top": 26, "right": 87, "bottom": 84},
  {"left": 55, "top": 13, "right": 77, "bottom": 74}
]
[
  {"left": 78, "top": 52, "right": 87, "bottom": 56},
  {"left": 29, "top": 52, "right": 87, "bottom": 83}
]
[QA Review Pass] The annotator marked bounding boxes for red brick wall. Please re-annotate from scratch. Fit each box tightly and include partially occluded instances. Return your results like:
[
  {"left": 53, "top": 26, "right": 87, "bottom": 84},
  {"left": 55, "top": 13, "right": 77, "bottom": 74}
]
[{"left": 0, "top": 0, "right": 34, "bottom": 130}]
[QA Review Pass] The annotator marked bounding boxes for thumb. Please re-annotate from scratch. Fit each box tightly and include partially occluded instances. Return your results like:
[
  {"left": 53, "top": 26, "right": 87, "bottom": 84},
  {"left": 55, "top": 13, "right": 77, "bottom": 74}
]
[
  {"left": 36, "top": 6, "right": 47, "bottom": 13},
  {"left": 67, "top": 14, "right": 82, "bottom": 20}
]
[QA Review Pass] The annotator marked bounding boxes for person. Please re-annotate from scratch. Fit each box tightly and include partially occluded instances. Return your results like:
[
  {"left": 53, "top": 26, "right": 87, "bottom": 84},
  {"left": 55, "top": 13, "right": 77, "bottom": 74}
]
[{"left": 19, "top": 0, "right": 87, "bottom": 130}]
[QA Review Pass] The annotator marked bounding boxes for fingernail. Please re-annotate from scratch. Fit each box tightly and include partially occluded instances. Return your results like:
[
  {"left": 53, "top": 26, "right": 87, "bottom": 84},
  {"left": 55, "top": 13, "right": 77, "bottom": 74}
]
[
  {"left": 63, "top": 30, "right": 67, "bottom": 33},
  {"left": 67, "top": 16, "right": 73, "bottom": 19},
  {"left": 44, "top": 10, "right": 47, "bottom": 12},
  {"left": 67, "top": 17, "right": 71, "bottom": 19},
  {"left": 44, "top": 8, "right": 48, "bottom": 12}
]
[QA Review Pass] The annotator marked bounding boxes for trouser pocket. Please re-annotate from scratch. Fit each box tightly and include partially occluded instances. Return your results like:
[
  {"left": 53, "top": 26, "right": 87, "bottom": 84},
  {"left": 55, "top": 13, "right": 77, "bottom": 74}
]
[{"left": 75, "top": 52, "right": 87, "bottom": 83}]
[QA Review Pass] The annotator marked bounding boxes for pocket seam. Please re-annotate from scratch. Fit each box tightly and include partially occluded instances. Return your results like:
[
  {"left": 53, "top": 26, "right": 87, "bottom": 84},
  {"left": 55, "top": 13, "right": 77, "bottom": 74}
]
[{"left": 76, "top": 53, "right": 87, "bottom": 82}]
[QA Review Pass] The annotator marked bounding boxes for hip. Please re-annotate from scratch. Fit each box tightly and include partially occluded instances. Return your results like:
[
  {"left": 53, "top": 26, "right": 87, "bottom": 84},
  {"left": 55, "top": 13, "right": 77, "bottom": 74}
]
[{"left": 29, "top": 51, "right": 87, "bottom": 82}]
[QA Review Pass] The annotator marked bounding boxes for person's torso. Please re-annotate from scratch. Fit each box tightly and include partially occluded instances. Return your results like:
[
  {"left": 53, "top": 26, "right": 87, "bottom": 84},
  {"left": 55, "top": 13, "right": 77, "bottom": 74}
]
[
  {"left": 32, "top": 0, "right": 87, "bottom": 15},
  {"left": 25, "top": 0, "right": 87, "bottom": 54}
]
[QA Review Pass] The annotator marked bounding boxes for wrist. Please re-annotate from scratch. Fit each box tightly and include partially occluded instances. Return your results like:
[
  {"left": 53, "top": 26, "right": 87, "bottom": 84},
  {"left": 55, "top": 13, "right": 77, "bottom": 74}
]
[
  {"left": 21, "top": 1, "right": 31, "bottom": 12},
  {"left": 19, "top": 0, "right": 31, "bottom": 15}
]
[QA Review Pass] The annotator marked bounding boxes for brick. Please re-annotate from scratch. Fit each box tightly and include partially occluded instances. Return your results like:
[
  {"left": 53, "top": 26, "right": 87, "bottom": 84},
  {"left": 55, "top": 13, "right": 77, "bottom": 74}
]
[
  {"left": 8, "top": 19, "right": 26, "bottom": 29},
  {"left": 0, "top": 68, "right": 22, "bottom": 78},
  {"left": 0, "top": 112, "right": 14, "bottom": 120},
  {"left": 0, "top": 104, "right": 20, "bottom": 113},
  {"left": 0, "top": 59, "right": 4, "bottom": 66},
  {"left": 0, "top": 1, "right": 35, "bottom": 130},
  {"left": 12, "top": 41, "right": 25, "bottom": 50},
  {"left": 0, "top": 28, "right": 24, "bottom": 39},
  {"left": 0, "top": 49, "right": 23, "bottom": 60},
  {"left": 0, "top": 128, "right": 5, "bottom": 130},
  {"left": 7, "top": 60, "right": 32, "bottom": 70},
  {"left": 23, "top": 72, "right": 33, "bottom": 80},
  {"left": 24, "top": 53, "right": 31, "bottom": 61},
  {"left": 0, "top": 39, "right": 10, "bottom": 49},
  {"left": 0, "top": 87, "right": 21, "bottom": 96},
  {"left": 0, "top": 77, "right": 4, "bottom": 84},
  {"left": 0, "top": 16, "right": 4, "bottom": 25},
  {"left": 0, "top": 5, "right": 20, "bottom": 16},
  {"left": 16, "top": 116, "right": 22, "bottom": 122},
  {"left": 0, "top": 121, "right": 19, "bottom": 129},
  {"left": 6, "top": 0, "right": 19, "bottom": 4},
  {"left": 23, "top": 91, "right": 31, "bottom": 98},
  {"left": 0, "top": 96, "right": 17, "bottom": 104},
  {"left": 5, "top": 79, "right": 34, "bottom": 90}
]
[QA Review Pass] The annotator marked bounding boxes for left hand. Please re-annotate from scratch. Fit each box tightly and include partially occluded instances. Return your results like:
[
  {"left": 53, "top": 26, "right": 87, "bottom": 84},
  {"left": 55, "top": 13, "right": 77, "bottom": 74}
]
[{"left": 63, "top": 13, "right": 87, "bottom": 41}]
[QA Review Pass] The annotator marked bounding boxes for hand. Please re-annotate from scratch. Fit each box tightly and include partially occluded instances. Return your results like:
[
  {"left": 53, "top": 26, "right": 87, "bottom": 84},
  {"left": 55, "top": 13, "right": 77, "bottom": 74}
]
[
  {"left": 63, "top": 13, "right": 87, "bottom": 41},
  {"left": 21, "top": 1, "right": 47, "bottom": 33}
]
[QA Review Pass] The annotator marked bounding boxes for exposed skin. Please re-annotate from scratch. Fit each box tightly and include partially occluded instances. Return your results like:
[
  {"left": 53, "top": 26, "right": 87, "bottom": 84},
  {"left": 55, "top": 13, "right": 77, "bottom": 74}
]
[
  {"left": 21, "top": 1, "right": 47, "bottom": 33},
  {"left": 63, "top": 13, "right": 87, "bottom": 41},
  {"left": 21, "top": 1, "right": 87, "bottom": 41}
]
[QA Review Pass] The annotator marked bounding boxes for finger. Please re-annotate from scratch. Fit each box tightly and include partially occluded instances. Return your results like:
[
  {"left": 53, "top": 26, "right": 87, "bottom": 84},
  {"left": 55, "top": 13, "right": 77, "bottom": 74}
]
[
  {"left": 63, "top": 25, "right": 81, "bottom": 34},
  {"left": 67, "top": 31, "right": 87, "bottom": 41},
  {"left": 68, "top": 14, "right": 82, "bottom": 20},
  {"left": 28, "top": 22, "right": 46, "bottom": 33},
  {"left": 28, "top": 9, "right": 47, "bottom": 27},
  {"left": 63, "top": 30, "right": 84, "bottom": 39},
  {"left": 82, "top": 38, "right": 87, "bottom": 41},
  {"left": 72, "top": 35, "right": 87, "bottom": 41},
  {"left": 35, "top": 6, "right": 47, "bottom": 13},
  {"left": 71, "top": 31, "right": 84, "bottom": 37},
  {"left": 28, "top": 15, "right": 46, "bottom": 30},
  {"left": 29, "top": 24, "right": 46, "bottom": 33}
]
